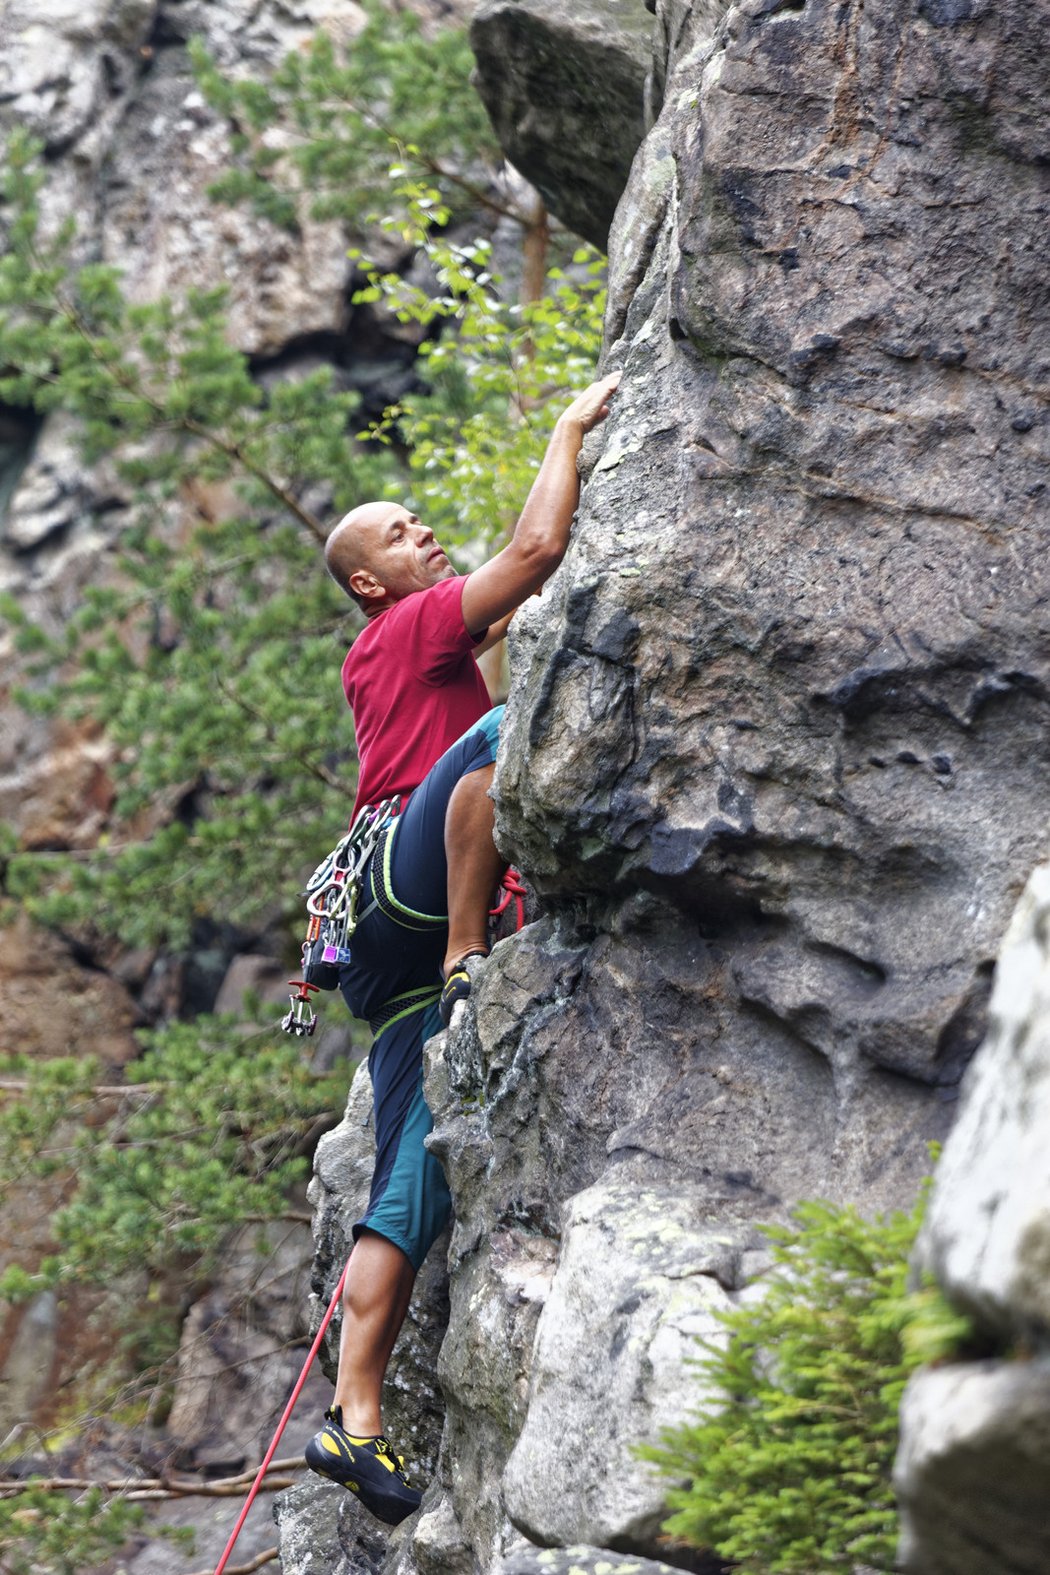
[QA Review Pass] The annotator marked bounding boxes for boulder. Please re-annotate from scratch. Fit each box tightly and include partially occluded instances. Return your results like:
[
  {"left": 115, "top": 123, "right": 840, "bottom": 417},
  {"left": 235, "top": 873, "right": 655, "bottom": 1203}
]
[
  {"left": 917, "top": 864, "right": 1050, "bottom": 1339},
  {"left": 499, "top": 1549, "right": 712, "bottom": 1575},
  {"left": 470, "top": 0, "right": 654, "bottom": 248},
  {"left": 495, "top": 0, "right": 1050, "bottom": 1095},
  {"left": 501, "top": 1180, "right": 735, "bottom": 1555},
  {"left": 895, "top": 1362, "right": 1050, "bottom": 1575},
  {"left": 895, "top": 864, "right": 1050, "bottom": 1573}
]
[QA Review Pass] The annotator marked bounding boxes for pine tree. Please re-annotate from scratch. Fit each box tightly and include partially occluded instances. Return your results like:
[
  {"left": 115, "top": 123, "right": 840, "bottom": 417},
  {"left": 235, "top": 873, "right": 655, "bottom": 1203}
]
[{"left": 642, "top": 1191, "right": 976, "bottom": 1575}]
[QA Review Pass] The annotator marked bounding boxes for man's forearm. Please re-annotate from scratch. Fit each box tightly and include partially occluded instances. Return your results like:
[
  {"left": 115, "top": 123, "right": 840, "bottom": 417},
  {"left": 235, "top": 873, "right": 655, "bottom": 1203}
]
[
  {"left": 459, "top": 372, "right": 620, "bottom": 636},
  {"left": 510, "top": 414, "right": 585, "bottom": 567}
]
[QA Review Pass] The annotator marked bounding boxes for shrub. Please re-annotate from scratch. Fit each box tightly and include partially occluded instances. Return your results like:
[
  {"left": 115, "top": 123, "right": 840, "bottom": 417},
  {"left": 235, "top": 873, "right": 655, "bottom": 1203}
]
[{"left": 642, "top": 1188, "right": 973, "bottom": 1575}]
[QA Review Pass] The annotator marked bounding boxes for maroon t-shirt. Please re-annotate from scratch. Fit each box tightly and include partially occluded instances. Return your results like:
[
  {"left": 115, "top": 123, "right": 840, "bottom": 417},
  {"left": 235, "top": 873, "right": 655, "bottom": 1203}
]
[{"left": 343, "top": 575, "right": 491, "bottom": 816}]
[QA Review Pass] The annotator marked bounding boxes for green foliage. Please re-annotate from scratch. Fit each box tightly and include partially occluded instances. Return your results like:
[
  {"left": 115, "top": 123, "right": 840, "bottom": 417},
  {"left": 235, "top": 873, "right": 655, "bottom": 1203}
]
[
  {"left": 0, "top": 1485, "right": 148, "bottom": 1575},
  {"left": 190, "top": 0, "right": 500, "bottom": 232},
  {"left": 356, "top": 180, "right": 606, "bottom": 541},
  {"left": 643, "top": 1190, "right": 975, "bottom": 1575},
  {"left": 0, "top": 1012, "right": 346, "bottom": 1292}
]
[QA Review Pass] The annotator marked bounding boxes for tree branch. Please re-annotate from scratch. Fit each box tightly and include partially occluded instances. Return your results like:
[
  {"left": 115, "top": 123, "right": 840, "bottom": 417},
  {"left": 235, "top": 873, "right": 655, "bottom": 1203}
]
[
  {"left": 0, "top": 1456, "right": 306, "bottom": 1502},
  {"left": 44, "top": 283, "right": 328, "bottom": 545},
  {"left": 186, "top": 1549, "right": 278, "bottom": 1575}
]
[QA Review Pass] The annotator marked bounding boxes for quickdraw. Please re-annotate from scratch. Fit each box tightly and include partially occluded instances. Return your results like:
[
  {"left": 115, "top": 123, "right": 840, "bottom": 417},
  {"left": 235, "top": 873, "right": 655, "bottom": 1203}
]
[{"left": 282, "top": 797, "right": 400, "bottom": 1037}]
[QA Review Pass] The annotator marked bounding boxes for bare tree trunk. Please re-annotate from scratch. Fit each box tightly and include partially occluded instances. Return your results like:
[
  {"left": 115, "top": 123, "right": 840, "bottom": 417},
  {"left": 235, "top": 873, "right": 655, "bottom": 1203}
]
[{"left": 520, "top": 193, "right": 550, "bottom": 318}]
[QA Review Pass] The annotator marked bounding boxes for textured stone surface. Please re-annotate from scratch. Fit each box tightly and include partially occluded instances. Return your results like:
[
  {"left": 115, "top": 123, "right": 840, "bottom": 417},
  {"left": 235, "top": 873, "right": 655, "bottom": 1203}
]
[
  {"left": 918, "top": 864, "right": 1050, "bottom": 1339},
  {"left": 496, "top": 0, "right": 1050, "bottom": 1095},
  {"left": 502, "top": 1180, "right": 734, "bottom": 1554},
  {"left": 470, "top": 0, "right": 653, "bottom": 248},
  {"left": 895, "top": 1361, "right": 1050, "bottom": 1575},
  {"left": 383, "top": 896, "right": 942, "bottom": 1571},
  {"left": 389, "top": 1, "right": 1048, "bottom": 1571},
  {"left": 894, "top": 865, "right": 1050, "bottom": 1574},
  {"left": 500, "top": 1548, "right": 707, "bottom": 1575},
  {"left": 276, "top": 1474, "right": 396, "bottom": 1575}
]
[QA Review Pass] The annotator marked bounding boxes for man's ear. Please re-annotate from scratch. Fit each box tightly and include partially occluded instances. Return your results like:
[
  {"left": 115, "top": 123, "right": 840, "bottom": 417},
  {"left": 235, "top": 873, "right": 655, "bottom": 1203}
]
[{"left": 349, "top": 568, "right": 385, "bottom": 604}]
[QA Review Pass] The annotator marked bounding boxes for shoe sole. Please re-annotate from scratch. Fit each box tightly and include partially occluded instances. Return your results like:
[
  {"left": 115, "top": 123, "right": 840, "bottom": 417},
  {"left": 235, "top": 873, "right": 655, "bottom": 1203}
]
[{"left": 306, "top": 1443, "right": 421, "bottom": 1525}]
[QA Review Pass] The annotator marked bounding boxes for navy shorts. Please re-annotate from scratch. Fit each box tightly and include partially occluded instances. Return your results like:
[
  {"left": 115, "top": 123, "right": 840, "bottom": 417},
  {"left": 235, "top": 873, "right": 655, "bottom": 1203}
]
[{"left": 339, "top": 705, "right": 503, "bottom": 1270}]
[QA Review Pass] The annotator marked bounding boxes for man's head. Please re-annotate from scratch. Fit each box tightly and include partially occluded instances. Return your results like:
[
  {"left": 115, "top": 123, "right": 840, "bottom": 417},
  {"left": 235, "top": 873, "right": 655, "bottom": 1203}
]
[{"left": 325, "top": 502, "right": 455, "bottom": 614}]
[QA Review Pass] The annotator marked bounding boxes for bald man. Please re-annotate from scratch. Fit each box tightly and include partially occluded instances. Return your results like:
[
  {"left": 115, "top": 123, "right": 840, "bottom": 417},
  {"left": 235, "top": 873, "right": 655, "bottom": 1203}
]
[{"left": 304, "top": 372, "right": 620, "bottom": 1526}]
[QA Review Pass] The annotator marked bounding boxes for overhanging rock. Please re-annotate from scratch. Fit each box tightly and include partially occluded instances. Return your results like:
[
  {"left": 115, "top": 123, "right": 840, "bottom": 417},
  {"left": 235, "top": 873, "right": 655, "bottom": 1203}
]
[{"left": 470, "top": 0, "right": 654, "bottom": 248}]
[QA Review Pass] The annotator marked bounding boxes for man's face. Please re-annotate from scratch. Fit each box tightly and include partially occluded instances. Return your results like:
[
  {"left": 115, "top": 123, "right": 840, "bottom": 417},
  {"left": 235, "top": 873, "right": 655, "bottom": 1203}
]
[{"left": 354, "top": 505, "right": 456, "bottom": 602}]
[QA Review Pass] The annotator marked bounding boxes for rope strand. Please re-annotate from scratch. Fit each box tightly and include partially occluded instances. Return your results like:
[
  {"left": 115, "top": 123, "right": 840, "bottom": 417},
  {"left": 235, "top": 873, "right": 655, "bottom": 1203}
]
[{"left": 211, "top": 1258, "right": 349, "bottom": 1575}]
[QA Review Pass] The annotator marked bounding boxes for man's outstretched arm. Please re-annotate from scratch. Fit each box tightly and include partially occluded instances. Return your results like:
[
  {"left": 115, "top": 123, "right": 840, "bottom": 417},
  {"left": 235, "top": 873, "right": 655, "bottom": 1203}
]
[{"left": 460, "top": 371, "right": 621, "bottom": 638}]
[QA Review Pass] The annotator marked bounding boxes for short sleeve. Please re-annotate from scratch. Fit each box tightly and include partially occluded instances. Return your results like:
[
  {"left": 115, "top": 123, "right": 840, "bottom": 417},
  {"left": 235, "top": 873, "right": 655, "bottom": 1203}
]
[{"left": 384, "top": 576, "right": 482, "bottom": 684}]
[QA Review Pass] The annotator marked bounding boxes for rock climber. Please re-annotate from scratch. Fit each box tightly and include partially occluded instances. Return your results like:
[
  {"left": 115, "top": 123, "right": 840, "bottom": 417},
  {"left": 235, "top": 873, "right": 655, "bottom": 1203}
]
[{"left": 303, "top": 370, "right": 620, "bottom": 1525}]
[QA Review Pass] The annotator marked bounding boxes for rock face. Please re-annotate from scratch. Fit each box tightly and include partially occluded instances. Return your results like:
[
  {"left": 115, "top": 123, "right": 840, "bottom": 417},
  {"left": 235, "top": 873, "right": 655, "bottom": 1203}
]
[
  {"left": 895, "top": 863, "right": 1050, "bottom": 1575},
  {"left": 501, "top": 1181, "right": 735, "bottom": 1555},
  {"left": 470, "top": 0, "right": 654, "bottom": 249},
  {"left": 288, "top": 1, "right": 1050, "bottom": 1573}
]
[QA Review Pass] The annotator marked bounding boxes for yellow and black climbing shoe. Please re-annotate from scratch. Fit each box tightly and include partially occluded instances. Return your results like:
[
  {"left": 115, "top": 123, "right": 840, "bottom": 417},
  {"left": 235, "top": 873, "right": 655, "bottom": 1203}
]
[
  {"left": 439, "top": 949, "right": 488, "bottom": 1028},
  {"left": 304, "top": 1406, "right": 422, "bottom": 1525}
]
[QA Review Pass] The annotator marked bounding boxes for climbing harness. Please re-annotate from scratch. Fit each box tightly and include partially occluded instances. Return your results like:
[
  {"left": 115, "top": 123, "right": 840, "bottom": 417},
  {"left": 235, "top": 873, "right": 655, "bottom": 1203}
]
[{"left": 282, "top": 797, "right": 401, "bottom": 1036}]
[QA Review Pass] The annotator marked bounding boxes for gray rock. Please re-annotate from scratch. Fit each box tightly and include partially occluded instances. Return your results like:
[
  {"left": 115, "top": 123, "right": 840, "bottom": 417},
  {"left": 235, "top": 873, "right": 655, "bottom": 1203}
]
[
  {"left": 917, "top": 864, "right": 1050, "bottom": 1340},
  {"left": 502, "top": 1180, "right": 735, "bottom": 1554},
  {"left": 401, "top": 901, "right": 940, "bottom": 1570},
  {"left": 0, "top": 0, "right": 157, "bottom": 156},
  {"left": 470, "top": 0, "right": 654, "bottom": 248},
  {"left": 397, "top": 0, "right": 1049, "bottom": 1570},
  {"left": 276, "top": 1475, "right": 387, "bottom": 1575},
  {"left": 1, "top": 415, "right": 109, "bottom": 555},
  {"left": 499, "top": 1548, "right": 709, "bottom": 1575},
  {"left": 495, "top": 0, "right": 1050, "bottom": 1099},
  {"left": 644, "top": 0, "right": 730, "bottom": 125},
  {"left": 895, "top": 1361, "right": 1050, "bottom": 1575},
  {"left": 894, "top": 867, "right": 1050, "bottom": 1573}
]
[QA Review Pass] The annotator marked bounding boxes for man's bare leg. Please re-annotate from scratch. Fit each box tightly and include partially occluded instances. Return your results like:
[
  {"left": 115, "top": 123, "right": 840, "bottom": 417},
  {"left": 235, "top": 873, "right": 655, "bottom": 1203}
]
[
  {"left": 333, "top": 1231, "right": 416, "bottom": 1435},
  {"left": 442, "top": 762, "right": 504, "bottom": 977}
]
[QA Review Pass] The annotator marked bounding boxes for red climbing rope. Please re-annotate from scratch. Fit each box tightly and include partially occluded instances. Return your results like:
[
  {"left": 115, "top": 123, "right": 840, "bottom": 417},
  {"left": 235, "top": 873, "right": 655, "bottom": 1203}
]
[
  {"left": 211, "top": 1257, "right": 349, "bottom": 1575},
  {"left": 490, "top": 866, "right": 527, "bottom": 933}
]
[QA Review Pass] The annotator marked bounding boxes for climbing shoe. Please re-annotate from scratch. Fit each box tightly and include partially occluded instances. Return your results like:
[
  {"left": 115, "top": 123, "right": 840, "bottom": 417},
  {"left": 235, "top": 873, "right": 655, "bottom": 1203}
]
[
  {"left": 439, "top": 949, "right": 487, "bottom": 1028},
  {"left": 304, "top": 1406, "right": 422, "bottom": 1525}
]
